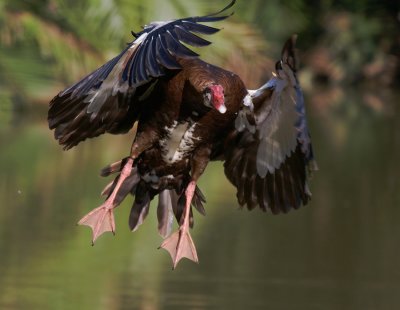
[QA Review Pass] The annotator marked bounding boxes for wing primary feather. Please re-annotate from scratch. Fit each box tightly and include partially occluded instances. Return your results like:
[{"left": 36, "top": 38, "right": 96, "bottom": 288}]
[
  {"left": 265, "top": 172, "right": 279, "bottom": 214},
  {"left": 191, "top": 15, "right": 232, "bottom": 23},
  {"left": 272, "top": 172, "right": 283, "bottom": 213},
  {"left": 180, "top": 21, "right": 220, "bottom": 35},
  {"left": 188, "top": 0, "right": 235, "bottom": 23},
  {"left": 263, "top": 177, "right": 273, "bottom": 212},
  {"left": 164, "top": 30, "right": 199, "bottom": 58},
  {"left": 204, "top": 0, "right": 236, "bottom": 17},
  {"left": 255, "top": 176, "right": 267, "bottom": 211},
  {"left": 173, "top": 25, "right": 212, "bottom": 47},
  {"left": 145, "top": 36, "right": 163, "bottom": 78},
  {"left": 157, "top": 34, "right": 182, "bottom": 69},
  {"left": 177, "top": 0, "right": 235, "bottom": 24},
  {"left": 122, "top": 53, "right": 134, "bottom": 82},
  {"left": 48, "top": 97, "right": 83, "bottom": 128},
  {"left": 244, "top": 177, "right": 257, "bottom": 210},
  {"left": 130, "top": 43, "right": 149, "bottom": 85},
  {"left": 284, "top": 160, "right": 301, "bottom": 209},
  {"left": 291, "top": 148, "right": 307, "bottom": 203},
  {"left": 62, "top": 48, "right": 128, "bottom": 99},
  {"left": 276, "top": 169, "right": 290, "bottom": 213},
  {"left": 236, "top": 155, "right": 248, "bottom": 206}
]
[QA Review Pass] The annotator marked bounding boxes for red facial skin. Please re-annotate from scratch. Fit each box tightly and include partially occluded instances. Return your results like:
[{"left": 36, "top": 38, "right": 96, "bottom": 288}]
[{"left": 209, "top": 84, "right": 226, "bottom": 113}]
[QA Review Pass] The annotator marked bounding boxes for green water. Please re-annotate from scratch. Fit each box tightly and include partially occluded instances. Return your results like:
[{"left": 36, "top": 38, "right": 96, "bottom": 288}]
[{"left": 1, "top": 88, "right": 400, "bottom": 309}]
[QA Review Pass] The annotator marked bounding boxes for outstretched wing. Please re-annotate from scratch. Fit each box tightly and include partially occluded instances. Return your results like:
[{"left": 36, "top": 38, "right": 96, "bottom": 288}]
[
  {"left": 48, "top": 0, "right": 236, "bottom": 150},
  {"left": 224, "top": 35, "right": 318, "bottom": 213}
]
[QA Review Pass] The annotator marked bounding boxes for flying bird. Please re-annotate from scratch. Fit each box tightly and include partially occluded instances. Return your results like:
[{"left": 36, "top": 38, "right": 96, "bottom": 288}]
[{"left": 48, "top": 0, "right": 317, "bottom": 269}]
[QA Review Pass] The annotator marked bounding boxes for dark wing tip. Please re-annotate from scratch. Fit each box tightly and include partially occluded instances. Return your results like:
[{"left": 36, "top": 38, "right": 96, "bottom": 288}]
[
  {"left": 280, "top": 34, "right": 298, "bottom": 71},
  {"left": 207, "top": 0, "right": 236, "bottom": 17},
  {"left": 224, "top": 140, "right": 312, "bottom": 214},
  {"left": 123, "top": 0, "right": 237, "bottom": 87},
  {"left": 190, "top": 0, "right": 236, "bottom": 23}
]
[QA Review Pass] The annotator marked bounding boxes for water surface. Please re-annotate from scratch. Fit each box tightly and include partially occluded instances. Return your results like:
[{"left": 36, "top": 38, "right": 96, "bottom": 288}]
[{"left": 0, "top": 89, "right": 400, "bottom": 309}]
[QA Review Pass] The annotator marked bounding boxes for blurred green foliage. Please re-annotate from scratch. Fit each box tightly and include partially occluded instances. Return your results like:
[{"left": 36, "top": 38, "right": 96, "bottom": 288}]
[
  {"left": 0, "top": 0, "right": 398, "bottom": 107},
  {"left": 0, "top": 1, "right": 269, "bottom": 105}
]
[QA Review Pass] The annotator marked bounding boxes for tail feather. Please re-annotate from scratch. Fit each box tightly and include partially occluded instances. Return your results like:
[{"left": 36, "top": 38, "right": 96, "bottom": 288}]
[
  {"left": 100, "top": 180, "right": 114, "bottom": 197},
  {"left": 157, "top": 190, "right": 174, "bottom": 238},
  {"left": 100, "top": 157, "right": 130, "bottom": 177},
  {"left": 171, "top": 185, "right": 206, "bottom": 228},
  {"left": 129, "top": 182, "right": 150, "bottom": 231},
  {"left": 175, "top": 194, "right": 186, "bottom": 226},
  {"left": 192, "top": 186, "right": 206, "bottom": 215},
  {"left": 101, "top": 166, "right": 140, "bottom": 205}
]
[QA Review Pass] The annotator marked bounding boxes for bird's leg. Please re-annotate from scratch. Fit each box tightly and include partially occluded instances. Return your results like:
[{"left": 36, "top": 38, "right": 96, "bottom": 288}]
[
  {"left": 159, "top": 180, "right": 199, "bottom": 269},
  {"left": 78, "top": 157, "right": 134, "bottom": 244},
  {"left": 160, "top": 146, "right": 210, "bottom": 268},
  {"left": 78, "top": 130, "right": 158, "bottom": 244}
]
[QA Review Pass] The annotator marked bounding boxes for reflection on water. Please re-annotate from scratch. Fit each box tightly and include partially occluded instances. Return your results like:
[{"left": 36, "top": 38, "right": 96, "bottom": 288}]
[{"left": 1, "top": 89, "right": 400, "bottom": 309}]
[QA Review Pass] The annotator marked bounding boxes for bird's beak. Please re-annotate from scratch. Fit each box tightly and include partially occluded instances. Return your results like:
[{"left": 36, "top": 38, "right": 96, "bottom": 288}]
[
  {"left": 205, "top": 84, "right": 226, "bottom": 114},
  {"left": 215, "top": 102, "right": 227, "bottom": 114}
]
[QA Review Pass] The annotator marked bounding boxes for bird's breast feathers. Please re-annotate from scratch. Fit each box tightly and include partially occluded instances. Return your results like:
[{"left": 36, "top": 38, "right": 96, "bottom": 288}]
[{"left": 159, "top": 120, "right": 200, "bottom": 164}]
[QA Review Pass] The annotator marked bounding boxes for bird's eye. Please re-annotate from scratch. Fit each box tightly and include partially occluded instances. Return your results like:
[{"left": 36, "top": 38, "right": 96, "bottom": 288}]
[{"left": 203, "top": 91, "right": 213, "bottom": 108}]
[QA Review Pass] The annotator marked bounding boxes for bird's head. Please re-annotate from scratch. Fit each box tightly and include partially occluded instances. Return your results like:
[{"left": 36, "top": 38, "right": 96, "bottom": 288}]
[{"left": 203, "top": 84, "right": 226, "bottom": 114}]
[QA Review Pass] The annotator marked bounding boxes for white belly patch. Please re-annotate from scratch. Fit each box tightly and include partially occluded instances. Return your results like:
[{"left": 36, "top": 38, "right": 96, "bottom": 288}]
[{"left": 160, "top": 121, "right": 199, "bottom": 164}]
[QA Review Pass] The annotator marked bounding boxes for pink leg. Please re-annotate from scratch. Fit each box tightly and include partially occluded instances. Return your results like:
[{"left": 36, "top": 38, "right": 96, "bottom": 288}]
[
  {"left": 78, "top": 157, "right": 134, "bottom": 244},
  {"left": 159, "top": 180, "right": 199, "bottom": 269}
]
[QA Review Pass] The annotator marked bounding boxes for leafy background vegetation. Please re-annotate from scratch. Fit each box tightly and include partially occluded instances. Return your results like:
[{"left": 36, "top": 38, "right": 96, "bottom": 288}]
[{"left": 0, "top": 0, "right": 398, "bottom": 108}]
